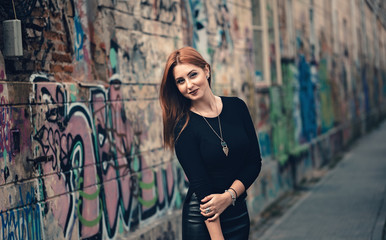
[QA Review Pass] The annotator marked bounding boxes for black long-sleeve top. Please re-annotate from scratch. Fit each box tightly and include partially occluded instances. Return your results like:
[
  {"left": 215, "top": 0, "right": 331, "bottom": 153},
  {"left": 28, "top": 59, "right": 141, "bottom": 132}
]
[{"left": 174, "top": 96, "right": 262, "bottom": 203}]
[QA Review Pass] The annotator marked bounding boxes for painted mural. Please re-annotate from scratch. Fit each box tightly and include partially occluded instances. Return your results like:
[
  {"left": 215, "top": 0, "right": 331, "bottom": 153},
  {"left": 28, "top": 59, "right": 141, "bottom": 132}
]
[
  {"left": 0, "top": 76, "right": 187, "bottom": 239},
  {"left": 0, "top": 0, "right": 385, "bottom": 239}
]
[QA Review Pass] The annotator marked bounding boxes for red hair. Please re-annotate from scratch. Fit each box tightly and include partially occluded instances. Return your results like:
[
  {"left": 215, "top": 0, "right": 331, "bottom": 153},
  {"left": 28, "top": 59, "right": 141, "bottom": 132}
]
[{"left": 159, "top": 47, "right": 211, "bottom": 149}]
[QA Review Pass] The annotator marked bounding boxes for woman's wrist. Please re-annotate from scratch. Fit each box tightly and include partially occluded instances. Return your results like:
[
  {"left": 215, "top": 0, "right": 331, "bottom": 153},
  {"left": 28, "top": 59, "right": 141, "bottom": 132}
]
[
  {"left": 205, "top": 216, "right": 224, "bottom": 240},
  {"left": 229, "top": 187, "right": 238, "bottom": 198},
  {"left": 224, "top": 189, "right": 236, "bottom": 206}
]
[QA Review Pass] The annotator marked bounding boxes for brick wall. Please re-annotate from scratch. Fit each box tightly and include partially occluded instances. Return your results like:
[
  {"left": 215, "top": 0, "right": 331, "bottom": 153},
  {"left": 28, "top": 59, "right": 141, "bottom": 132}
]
[{"left": 0, "top": 0, "right": 385, "bottom": 239}]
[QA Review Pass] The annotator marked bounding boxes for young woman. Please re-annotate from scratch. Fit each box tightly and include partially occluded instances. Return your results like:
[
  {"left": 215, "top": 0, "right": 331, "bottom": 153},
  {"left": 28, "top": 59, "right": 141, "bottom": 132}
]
[{"left": 159, "top": 46, "right": 262, "bottom": 240}]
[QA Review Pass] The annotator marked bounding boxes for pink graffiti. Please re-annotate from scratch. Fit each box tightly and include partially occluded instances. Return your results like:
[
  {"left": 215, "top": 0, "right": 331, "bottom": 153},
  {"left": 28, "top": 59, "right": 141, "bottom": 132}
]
[
  {"left": 91, "top": 90, "right": 120, "bottom": 233},
  {"left": 107, "top": 84, "right": 134, "bottom": 224},
  {"left": 32, "top": 83, "right": 100, "bottom": 238},
  {"left": 30, "top": 80, "right": 185, "bottom": 239},
  {"left": 0, "top": 95, "right": 12, "bottom": 158}
]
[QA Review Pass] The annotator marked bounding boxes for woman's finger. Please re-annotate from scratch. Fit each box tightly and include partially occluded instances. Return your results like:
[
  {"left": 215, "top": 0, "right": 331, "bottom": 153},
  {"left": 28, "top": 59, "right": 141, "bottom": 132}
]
[
  {"left": 208, "top": 213, "right": 219, "bottom": 222},
  {"left": 201, "top": 194, "right": 214, "bottom": 203},
  {"left": 200, "top": 202, "right": 212, "bottom": 211},
  {"left": 199, "top": 204, "right": 207, "bottom": 211},
  {"left": 200, "top": 198, "right": 215, "bottom": 210},
  {"left": 201, "top": 205, "right": 217, "bottom": 213},
  {"left": 201, "top": 207, "right": 215, "bottom": 217}
]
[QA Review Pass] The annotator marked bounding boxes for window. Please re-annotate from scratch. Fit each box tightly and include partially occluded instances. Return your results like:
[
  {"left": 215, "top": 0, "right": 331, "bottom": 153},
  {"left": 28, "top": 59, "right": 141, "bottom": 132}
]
[{"left": 252, "top": 0, "right": 282, "bottom": 86}]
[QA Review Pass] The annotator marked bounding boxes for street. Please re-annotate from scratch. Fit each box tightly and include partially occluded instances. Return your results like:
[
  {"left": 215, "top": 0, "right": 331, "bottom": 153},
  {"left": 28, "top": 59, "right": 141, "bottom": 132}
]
[{"left": 252, "top": 121, "right": 386, "bottom": 240}]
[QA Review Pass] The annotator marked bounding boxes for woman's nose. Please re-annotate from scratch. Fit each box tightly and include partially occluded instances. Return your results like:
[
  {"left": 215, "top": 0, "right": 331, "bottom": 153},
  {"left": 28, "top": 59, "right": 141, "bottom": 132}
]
[{"left": 186, "top": 79, "right": 193, "bottom": 89}]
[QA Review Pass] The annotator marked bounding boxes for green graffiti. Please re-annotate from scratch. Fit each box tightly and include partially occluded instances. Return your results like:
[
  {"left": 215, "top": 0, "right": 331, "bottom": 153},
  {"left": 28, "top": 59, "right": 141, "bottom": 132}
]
[
  {"left": 138, "top": 195, "right": 158, "bottom": 208},
  {"left": 281, "top": 63, "right": 298, "bottom": 154},
  {"left": 139, "top": 180, "right": 155, "bottom": 189},
  {"left": 71, "top": 141, "right": 83, "bottom": 186},
  {"left": 138, "top": 174, "right": 158, "bottom": 207},
  {"left": 3, "top": 149, "right": 7, "bottom": 165},
  {"left": 119, "top": 219, "right": 124, "bottom": 234},
  {"left": 110, "top": 48, "right": 117, "bottom": 70},
  {"left": 174, "top": 191, "right": 182, "bottom": 208},
  {"left": 70, "top": 142, "right": 82, "bottom": 165},
  {"left": 70, "top": 84, "right": 77, "bottom": 102},
  {"left": 318, "top": 58, "right": 334, "bottom": 132},
  {"left": 269, "top": 87, "right": 288, "bottom": 164},
  {"left": 77, "top": 198, "right": 103, "bottom": 227},
  {"left": 132, "top": 155, "right": 140, "bottom": 172},
  {"left": 78, "top": 178, "right": 101, "bottom": 200},
  {"left": 38, "top": 178, "right": 45, "bottom": 208},
  {"left": 71, "top": 139, "right": 103, "bottom": 227}
]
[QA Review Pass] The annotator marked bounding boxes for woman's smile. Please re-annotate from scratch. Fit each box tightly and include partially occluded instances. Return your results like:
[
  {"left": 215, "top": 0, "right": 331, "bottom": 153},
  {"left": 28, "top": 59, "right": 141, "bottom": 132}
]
[
  {"left": 173, "top": 63, "right": 210, "bottom": 101},
  {"left": 189, "top": 88, "right": 199, "bottom": 95}
]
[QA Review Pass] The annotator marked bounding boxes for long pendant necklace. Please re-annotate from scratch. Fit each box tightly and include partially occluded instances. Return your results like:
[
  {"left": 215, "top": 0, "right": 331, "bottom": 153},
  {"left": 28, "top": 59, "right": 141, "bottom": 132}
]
[{"left": 193, "top": 104, "right": 229, "bottom": 157}]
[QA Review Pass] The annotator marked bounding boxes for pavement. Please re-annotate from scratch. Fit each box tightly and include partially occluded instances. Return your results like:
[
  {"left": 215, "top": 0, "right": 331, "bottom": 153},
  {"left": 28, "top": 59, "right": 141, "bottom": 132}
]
[{"left": 251, "top": 121, "right": 386, "bottom": 240}]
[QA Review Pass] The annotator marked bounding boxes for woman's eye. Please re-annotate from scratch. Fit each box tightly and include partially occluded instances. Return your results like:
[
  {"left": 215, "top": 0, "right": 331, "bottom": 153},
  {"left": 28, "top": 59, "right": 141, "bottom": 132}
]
[
  {"left": 176, "top": 79, "right": 185, "bottom": 84},
  {"left": 189, "top": 72, "right": 197, "bottom": 78}
]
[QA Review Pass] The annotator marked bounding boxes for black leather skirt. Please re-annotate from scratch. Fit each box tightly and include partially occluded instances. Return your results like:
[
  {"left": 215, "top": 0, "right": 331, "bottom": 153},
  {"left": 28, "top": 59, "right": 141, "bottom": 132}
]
[{"left": 182, "top": 192, "right": 250, "bottom": 240}]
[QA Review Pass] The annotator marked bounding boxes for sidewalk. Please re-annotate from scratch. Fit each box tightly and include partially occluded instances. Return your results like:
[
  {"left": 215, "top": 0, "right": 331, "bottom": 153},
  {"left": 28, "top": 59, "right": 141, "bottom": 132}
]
[{"left": 252, "top": 121, "right": 386, "bottom": 240}]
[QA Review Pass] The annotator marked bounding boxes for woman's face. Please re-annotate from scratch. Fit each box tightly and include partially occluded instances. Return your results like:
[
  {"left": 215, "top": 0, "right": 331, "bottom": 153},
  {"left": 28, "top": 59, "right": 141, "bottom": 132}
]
[{"left": 173, "top": 63, "right": 210, "bottom": 102}]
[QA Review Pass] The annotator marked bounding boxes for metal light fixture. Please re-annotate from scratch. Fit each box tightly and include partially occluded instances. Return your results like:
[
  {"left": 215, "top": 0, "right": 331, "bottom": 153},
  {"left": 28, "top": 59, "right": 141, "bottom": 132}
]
[{"left": 2, "top": 0, "right": 23, "bottom": 57}]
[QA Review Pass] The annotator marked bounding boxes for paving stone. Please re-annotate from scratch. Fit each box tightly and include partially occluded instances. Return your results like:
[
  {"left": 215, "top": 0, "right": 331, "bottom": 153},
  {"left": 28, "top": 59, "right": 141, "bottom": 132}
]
[{"left": 252, "top": 121, "right": 386, "bottom": 240}]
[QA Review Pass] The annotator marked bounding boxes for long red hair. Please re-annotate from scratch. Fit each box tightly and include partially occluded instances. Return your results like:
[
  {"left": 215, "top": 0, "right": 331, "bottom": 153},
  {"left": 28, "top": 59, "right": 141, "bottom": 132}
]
[{"left": 159, "top": 46, "right": 211, "bottom": 150}]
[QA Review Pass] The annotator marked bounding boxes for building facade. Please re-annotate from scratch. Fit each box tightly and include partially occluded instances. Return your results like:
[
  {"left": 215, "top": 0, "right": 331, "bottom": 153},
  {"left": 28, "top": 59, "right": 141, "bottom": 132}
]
[{"left": 0, "top": 0, "right": 385, "bottom": 239}]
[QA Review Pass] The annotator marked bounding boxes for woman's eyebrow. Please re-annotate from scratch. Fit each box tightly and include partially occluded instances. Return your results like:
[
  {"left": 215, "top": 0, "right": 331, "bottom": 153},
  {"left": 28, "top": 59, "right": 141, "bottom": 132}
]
[
  {"left": 175, "top": 70, "right": 195, "bottom": 81},
  {"left": 187, "top": 70, "right": 195, "bottom": 76}
]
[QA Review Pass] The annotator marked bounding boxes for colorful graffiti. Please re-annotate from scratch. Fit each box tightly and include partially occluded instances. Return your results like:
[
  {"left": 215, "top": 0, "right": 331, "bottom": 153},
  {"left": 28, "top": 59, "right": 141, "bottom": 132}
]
[
  {"left": 298, "top": 55, "right": 317, "bottom": 142},
  {"left": 140, "top": 0, "right": 179, "bottom": 24},
  {"left": 0, "top": 0, "right": 385, "bottom": 239},
  {"left": 25, "top": 77, "right": 186, "bottom": 239},
  {"left": 0, "top": 186, "right": 43, "bottom": 240},
  {"left": 269, "top": 86, "right": 288, "bottom": 164},
  {"left": 72, "top": 0, "right": 93, "bottom": 81},
  {"left": 281, "top": 61, "right": 301, "bottom": 153},
  {"left": 184, "top": 0, "right": 210, "bottom": 61},
  {"left": 0, "top": 85, "right": 12, "bottom": 184},
  {"left": 254, "top": 92, "right": 271, "bottom": 159},
  {"left": 0, "top": 88, "right": 11, "bottom": 158},
  {"left": 318, "top": 58, "right": 335, "bottom": 132},
  {"left": 0, "top": 73, "right": 186, "bottom": 239}
]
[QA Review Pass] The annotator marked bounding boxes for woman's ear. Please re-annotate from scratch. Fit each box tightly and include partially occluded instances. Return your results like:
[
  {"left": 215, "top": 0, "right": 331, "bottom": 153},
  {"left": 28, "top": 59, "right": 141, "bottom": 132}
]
[{"left": 204, "top": 64, "right": 210, "bottom": 78}]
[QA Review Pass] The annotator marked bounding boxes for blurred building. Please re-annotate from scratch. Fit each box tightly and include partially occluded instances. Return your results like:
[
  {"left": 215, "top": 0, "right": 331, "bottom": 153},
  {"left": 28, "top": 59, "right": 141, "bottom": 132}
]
[{"left": 0, "top": 0, "right": 385, "bottom": 239}]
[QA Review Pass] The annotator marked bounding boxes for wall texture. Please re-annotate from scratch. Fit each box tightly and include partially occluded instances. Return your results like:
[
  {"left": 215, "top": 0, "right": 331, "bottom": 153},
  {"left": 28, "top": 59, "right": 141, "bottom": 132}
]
[{"left": 0, "top": 0, "right": 385, "bottom": 239}]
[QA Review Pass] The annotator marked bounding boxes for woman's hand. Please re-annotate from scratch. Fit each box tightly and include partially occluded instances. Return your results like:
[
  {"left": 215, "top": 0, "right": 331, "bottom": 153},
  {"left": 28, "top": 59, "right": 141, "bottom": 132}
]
[{"left": 200, "top": 192, "right": 233, "bottom": 221}]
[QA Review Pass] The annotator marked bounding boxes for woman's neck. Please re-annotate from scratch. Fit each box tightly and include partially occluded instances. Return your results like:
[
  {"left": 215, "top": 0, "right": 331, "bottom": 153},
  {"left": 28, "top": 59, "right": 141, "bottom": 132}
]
[{"left": 191, "top": 93, "right": 221, "bottom": 117}]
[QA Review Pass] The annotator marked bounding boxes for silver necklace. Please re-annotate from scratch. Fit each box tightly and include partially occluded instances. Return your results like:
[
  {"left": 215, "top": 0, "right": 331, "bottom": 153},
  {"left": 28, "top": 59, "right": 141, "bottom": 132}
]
[{"left": 193, "top": 103, "right": 229, "bottom": 157}]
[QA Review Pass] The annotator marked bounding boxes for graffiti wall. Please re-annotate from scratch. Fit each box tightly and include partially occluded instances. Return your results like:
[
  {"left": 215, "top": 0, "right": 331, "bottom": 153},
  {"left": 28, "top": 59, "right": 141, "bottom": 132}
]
[
  {"left": 0, "top": 0, "right": 188, "bottom": 238},
  {"left": 0, "top": 77, "right": 187, "bottom": 239},
  {"left": 246, "top": 0, "right": 386, "bottom": 220},
  {"left": 0, "top": 0, "right": 385, "bottom": 239}
]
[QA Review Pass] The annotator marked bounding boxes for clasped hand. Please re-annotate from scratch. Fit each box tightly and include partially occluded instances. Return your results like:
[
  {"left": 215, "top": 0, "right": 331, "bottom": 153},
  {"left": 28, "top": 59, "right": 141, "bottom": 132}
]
[{"left": 200, "top": 192, "right": 233, "bottom": 221}]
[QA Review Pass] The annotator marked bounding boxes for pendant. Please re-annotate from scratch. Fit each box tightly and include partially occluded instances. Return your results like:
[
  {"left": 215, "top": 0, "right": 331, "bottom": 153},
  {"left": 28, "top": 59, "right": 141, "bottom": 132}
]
[{"left": 221, "top": 140, "right": 229, "bottom": 157}]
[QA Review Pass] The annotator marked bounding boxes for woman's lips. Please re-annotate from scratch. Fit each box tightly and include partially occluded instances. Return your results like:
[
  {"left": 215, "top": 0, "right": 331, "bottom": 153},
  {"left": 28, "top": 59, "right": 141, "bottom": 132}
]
[{"left": 189, "top": 89, "right": 198, "bottom": 95}]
